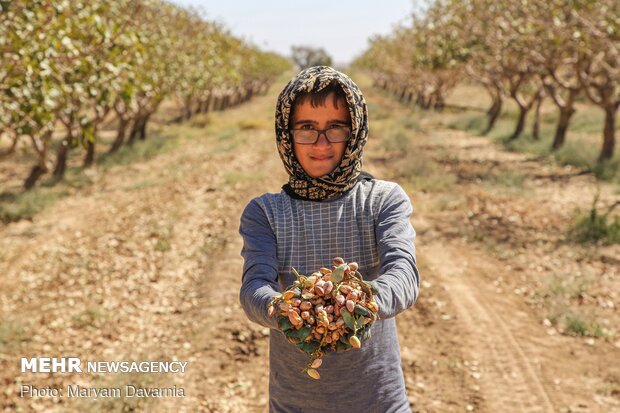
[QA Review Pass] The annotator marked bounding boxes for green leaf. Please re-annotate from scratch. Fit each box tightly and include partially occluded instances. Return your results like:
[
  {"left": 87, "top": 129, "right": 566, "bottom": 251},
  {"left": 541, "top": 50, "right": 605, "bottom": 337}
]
[
  {"left": 277, "top": 317, "right": 293, "bottom": 332},
  {"left": 354, "top": 304, "right": 370, "bottom": 317},
  {"left": 342, "top": 310, "right": 356, "bottom": 331},
  {"left": 355, "top": 315, "right": 366, "bottom": 330},
  {"left": 331, "top": 264, "right": 348, "bottom": 283},
  {"left": 359, "top": 325, "right": 372, "bottom": 342},
  {"left": 290, "top": 324, "right": 313, "bottom": 341},
  {"left": 296, "top": 340, "right": 320, "bottom": 355}
]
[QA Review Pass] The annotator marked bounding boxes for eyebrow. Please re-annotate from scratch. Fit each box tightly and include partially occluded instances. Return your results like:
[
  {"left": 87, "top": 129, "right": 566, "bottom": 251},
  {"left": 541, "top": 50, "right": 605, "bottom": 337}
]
[{"left": 292, "top": 119, "right": 349, "bottom": 125}]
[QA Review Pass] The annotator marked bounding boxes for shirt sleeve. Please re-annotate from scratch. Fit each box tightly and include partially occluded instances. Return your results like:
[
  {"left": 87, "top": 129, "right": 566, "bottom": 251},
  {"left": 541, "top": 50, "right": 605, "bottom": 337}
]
[
  {"left": 367, "top": 184, "right": 420, "bottom": 320},
  {"left": 238, "top": 198, "right": 281, "bottom": 330}
]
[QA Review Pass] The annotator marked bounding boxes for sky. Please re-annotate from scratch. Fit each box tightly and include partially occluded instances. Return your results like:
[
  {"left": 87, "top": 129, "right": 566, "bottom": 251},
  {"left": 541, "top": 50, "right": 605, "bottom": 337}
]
[{"left": 169, "top": 0, "right": 417, "bottom": 66}]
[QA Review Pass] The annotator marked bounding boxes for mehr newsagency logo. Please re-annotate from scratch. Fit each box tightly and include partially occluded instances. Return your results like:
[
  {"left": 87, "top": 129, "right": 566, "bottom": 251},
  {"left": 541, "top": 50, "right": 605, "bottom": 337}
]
[{"left": 19, "top": 357, "right": 187, "bottom": 399}]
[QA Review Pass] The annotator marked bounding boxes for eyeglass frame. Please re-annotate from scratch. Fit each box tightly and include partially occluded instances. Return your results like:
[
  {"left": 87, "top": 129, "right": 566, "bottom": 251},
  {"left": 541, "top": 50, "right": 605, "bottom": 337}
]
[{"left": 289, "top": 126, "right": 352, "bottom": 145}]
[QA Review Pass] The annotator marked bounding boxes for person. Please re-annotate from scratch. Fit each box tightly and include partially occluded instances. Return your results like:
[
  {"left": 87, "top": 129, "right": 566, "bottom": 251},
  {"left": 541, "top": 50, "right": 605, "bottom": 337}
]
[{"left": 239, "top": 66, "right": 419, "bottom": 413}]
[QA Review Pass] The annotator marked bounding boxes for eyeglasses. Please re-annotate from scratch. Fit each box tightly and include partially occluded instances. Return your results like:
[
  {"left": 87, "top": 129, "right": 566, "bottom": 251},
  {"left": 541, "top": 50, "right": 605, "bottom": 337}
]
[{"left": 290, "top": 126, "right": 351, "bottom": 145}]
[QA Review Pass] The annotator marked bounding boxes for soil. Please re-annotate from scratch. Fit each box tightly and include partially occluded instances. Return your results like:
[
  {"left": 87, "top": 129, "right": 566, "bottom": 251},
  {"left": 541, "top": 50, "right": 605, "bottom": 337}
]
[{"left": 1, "top": 76, "right": 619, "bottom": 413}]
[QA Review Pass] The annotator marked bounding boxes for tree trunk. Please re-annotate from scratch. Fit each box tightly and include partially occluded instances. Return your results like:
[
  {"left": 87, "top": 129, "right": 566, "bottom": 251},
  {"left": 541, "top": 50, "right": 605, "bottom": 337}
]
[
  {"left": 139, "top": 113, "right": 151, "bottom": 140},
  {"left": 598, "top": 105, "right": 617, "bottom": 162},
  {"left": 204, "top": 95, "right": 212, "bottom": 113},
  {"left": 433, "top": 91, "right": 445, "bottom": 111},
  {"left": 24, "top": 165, "right": 45, "bottom": 190},
  {"left": 551, "top": 107, "right": 575, "bottom": 150},
  {"left": 128, "top": 117, "right": 140, "bottom": 146},
  {"left": 399, "top": 87, "right": 407, "bottom": 102},
  {"left": 53, "top": 139, "right": 70, "bottom": 178},
  {"left": 108, "top": 117, "right": 128, "bottom": 153},
  {"left": 532, "top": 94, "right": 543, "bottom": 140},
  {"left": 184, "top": 97, "right": 192, "bottom": 120},
  {"left": 483, "top": 95, "right": 502, "bottom": 135},
  {"left": 509, "top": 103, "right": 528, "bottom": 141},
  {"left": 83, "top": 140, "right": 95, "bottom": 167},
  {"left": 24, "top": 132, "right": 51, "bottom": 188}
]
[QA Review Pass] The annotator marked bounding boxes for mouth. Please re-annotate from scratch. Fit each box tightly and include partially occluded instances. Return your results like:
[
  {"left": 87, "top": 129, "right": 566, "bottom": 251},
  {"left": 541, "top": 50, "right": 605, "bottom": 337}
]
[{"left": 309, "top": 155, "right": 333, "bottom": 161}]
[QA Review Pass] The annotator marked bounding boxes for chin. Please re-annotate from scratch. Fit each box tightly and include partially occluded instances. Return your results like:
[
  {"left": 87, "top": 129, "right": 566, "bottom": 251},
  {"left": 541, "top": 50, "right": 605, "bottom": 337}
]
[{"left": 309, "top": 169, "right": 334, "bottom": 178}]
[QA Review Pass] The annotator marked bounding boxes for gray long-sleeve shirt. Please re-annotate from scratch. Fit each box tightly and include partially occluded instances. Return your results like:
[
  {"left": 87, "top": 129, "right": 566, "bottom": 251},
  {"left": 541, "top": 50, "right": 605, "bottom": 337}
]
[{"left": 239, "top": 179, "right": 419, "bottom": 413}]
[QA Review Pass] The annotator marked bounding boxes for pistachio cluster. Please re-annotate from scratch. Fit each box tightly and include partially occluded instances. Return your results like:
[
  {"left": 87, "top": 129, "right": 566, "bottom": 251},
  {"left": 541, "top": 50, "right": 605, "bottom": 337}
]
[{"left": 267, "top": 257, "right": 380, "bottom": 380}]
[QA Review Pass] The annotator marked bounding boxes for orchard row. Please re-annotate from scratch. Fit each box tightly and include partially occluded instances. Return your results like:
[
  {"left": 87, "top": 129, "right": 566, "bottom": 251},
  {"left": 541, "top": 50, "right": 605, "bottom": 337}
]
[
  {"left": 0, "top": 0, "right": 291, "bottom": 187},
  {"left": 355, "top": 0, "right": 619, "bottom": 162}
]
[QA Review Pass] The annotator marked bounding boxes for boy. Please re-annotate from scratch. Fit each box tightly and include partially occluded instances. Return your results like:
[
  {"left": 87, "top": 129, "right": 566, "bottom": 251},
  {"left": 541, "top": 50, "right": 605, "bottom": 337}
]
[{"left": 239, "top": 66, "right": 419, "bottom": 412}]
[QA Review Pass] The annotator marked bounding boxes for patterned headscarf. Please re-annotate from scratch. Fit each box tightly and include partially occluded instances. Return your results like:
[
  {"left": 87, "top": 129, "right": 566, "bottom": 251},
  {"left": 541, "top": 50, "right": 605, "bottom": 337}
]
[{"left": 275, "top": 66, "right": 369, "bottom": 201}]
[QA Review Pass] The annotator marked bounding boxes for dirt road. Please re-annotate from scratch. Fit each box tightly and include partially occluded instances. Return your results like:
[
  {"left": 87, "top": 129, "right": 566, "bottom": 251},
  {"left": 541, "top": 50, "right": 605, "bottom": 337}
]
[{"left": 1, "top": 75, "right": 619, "bottom": 412}]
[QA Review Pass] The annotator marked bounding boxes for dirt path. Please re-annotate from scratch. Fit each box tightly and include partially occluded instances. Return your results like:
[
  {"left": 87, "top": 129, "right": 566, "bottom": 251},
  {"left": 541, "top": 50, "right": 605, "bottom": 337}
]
[
  {"left": 1, "top": 74, "right": 619, "bottom": 413},
  {"left": 425, "top": 241, "right": 555, "bottom": 412}
]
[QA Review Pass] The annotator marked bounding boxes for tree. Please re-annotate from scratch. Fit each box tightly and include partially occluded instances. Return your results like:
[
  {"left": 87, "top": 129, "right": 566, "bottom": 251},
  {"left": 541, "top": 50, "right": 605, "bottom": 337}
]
[{"left": 291, "top": 46, "right": 332, "bottom": 69}]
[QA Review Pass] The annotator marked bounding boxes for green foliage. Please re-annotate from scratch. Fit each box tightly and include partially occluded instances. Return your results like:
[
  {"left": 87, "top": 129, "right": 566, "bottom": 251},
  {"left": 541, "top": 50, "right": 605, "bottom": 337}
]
[
  {"left": 380, "top": 129, "right": 456, "bottom": 193},
  {"left": 485, "top": 170, "right": 526, "bottom": 191},
  {"left": 98, "top": 133, "right": 177, "bottom": 167},
  {"left": 0, "top": 0, "right": 290, "bottom": 189},
  {"left": 356, "top": 0, "right": 620, "bottom": 165},
  {"left": 71, "top": 306, "right": 105, "bottom": 329},
  {"left": 569, "top": 190, "right": 620, "bottom": 244},
  {"left": 0, "top": 318, "right": 29, "bottom": 352},
  {"left": 0, "top": 188, "right": 66, "bottom": 223},
  {"left": 569, "top": 208, "right": 620, "bottom": 244},
  {"left": 290, "top": 46, "right": 332, "bottom": 69},
  {"left": 564, "top": 314, "right": 605, "bottom": 337}
]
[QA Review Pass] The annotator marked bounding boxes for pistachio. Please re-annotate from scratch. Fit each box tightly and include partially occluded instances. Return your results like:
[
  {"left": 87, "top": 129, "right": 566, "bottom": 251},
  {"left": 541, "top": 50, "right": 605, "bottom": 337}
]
[
  {"left": 310, "top": 358, "right": 323, "bottom": 369},
  {"left": 346, "top": 299, "right": 355, "bottom": 313},
  {"left": 307, "top": 369, "right": 320, "bottom": 380},
  {"left": 349, "top": 335, "right": 361, "bottom": 349},
  {"left": 333, "top": 257, "right": 345, "bottom": 266},
  {"left": 304, "top": 275, "right": 317, "bottom": 287},
  {"left": 336, "top": 294, "right": 345, "bottom": 306},
  {"left": 283, "top": 290, "right": 297, "bottom": 300},
  {"left": 339, "top": 285, "right": 353, "bottom": 295},
  {"left": 300, "top": 301, "right": 312, "bottom": 311},
  {"left": 348, "top": 262, "right": 359, "bottom": 272},
  {"left": 334, "top": 305, "right": 341, "bottom": 317},
  {"left": 324, "top": 281, "right": 334, "bottom": 295},
  {"left": 288, "top": 311, "right": 302, "bottom": 326}
]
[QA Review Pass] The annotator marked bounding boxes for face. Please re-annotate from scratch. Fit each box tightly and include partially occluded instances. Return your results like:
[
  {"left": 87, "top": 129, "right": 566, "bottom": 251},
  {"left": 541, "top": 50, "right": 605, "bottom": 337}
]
[{"left": 291, "top": 93, "right": 350, "bottom": 178}]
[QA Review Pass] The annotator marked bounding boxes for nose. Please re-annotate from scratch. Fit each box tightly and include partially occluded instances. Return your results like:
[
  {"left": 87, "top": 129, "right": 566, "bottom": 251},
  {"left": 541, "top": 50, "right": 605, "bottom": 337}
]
[{"left": 314, "top": 131, "right": 331, "bottom": 146}]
